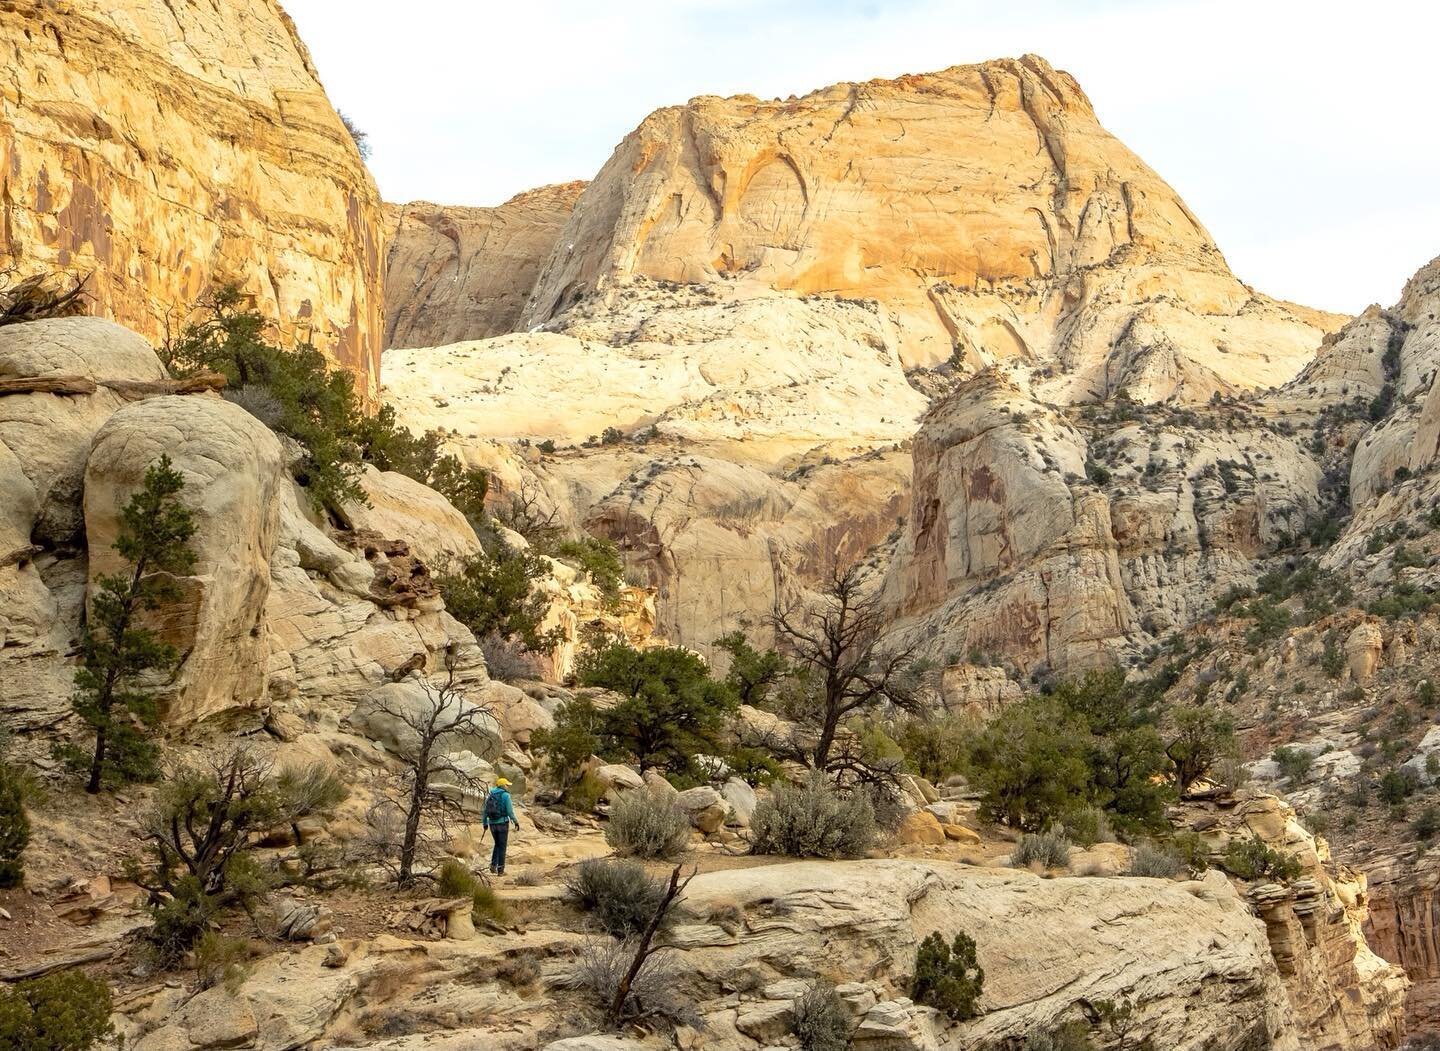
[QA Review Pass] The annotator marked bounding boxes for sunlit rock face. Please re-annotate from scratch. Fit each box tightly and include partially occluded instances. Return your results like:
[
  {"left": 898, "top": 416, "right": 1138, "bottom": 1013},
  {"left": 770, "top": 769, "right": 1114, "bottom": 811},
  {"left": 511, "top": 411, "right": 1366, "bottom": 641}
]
[
  {"left": 522, "top": 54, "right": 1340, "bottom": 400},
  {"left": 0, "top": 0, "right": 385, "bottom": 396}
]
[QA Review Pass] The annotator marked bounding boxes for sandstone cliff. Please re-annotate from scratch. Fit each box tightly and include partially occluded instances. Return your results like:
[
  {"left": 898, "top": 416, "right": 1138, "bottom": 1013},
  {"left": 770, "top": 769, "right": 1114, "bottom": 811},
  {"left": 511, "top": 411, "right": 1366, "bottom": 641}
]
[
  {"left": 0, "top": 0, "right": 385, "bottom": 396},
  {"left": 384, "top": 182, "right": 586, "bottom": 349},
  {"left": 384, "top": 56, "right": 1350, "bottom": 656},
  {"left": 522, "top": 55, "right": 1341, "bottom": 399}
]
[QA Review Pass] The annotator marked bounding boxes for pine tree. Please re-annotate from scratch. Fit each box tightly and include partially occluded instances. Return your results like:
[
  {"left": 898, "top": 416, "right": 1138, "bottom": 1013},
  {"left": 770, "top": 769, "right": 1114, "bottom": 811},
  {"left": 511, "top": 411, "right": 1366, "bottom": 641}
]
[{"left": 68, "top": 456, "right": 196, "bottom": 793}]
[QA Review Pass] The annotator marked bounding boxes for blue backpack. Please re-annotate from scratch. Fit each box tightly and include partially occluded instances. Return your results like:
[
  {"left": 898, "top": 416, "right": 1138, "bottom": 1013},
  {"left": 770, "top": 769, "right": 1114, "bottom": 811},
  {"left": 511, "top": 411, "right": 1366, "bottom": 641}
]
[{"left": 484, "top": 788, "right": 508, "bottom": 823}]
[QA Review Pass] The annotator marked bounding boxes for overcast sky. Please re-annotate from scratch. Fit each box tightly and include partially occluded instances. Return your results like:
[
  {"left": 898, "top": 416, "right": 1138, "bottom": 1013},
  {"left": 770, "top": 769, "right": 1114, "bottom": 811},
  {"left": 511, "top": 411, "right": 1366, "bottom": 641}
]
[{"left": 284, "top": 0, "right": 1437, "bottom": 316}]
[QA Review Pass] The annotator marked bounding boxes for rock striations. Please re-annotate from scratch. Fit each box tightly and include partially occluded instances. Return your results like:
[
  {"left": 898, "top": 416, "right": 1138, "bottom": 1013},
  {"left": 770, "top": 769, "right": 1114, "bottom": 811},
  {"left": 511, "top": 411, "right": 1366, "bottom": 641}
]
[
  {"left": 0, "top": 0, "right": 386, "bottom": 395},
  {"left": 384, "top": 182, "right": 586, "bottom": 349},
  {"left": 521, "top": 54, "right": 1341, "bottom": 397}
]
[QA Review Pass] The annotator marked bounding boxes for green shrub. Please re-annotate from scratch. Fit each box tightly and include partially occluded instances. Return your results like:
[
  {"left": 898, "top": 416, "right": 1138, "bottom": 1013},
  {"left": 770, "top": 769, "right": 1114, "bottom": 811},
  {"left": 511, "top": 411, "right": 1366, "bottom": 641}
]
[
  {"left": 1380, "top": 767, "right": 1421, "bottom": 805},
  {"left": 1412, "top": 806, "right": 1440, "bottom": 841},
  {"left": 749, "top": 777, "right": 877, "bottom": 859},
  {"left": 912, "top": 930, "right": 984, "bottom": 1021},
  {"left": 435, "top": 548, "right": 564, "bottom": 655},
  {"left": 560, "top": 770, "right": 607, "bottom": 814},
  {"left": 1321, "top": 636, "right": 1345, "bottom": 679},
  {"left": 1128, "top": 841, "right": 1184, "bottom": 879},
  {"left": 724, "top": 745, "right": 782, "bottom": 787},
  {"left": 0, "top": 760, "right": 30, "bottom": 888},
  {"left": 894, "top": 712, "right": 972, "bottom": 784},
  {"left": 1222, "top": 836, "right": 1303, "bottom": 882},
  {"left": 1272, "top": 746, "right": 1314, "bottom": 784},
  {"left": 435, "top": 859, "right": 507, "bottom": 925},
  {"left": 531, "top": 699, "right": 602, "bottom": 789},
  {"left": 1058, "top": 805, "right": 1114, "bottom": 847},
  {"left": 564, "top": 858, "right": 668, "bottom": 938},
  {"left": 1170, "top": 831, "right": 1210, "bottom": 873},
  {"left": 605, "top": 789, "right": 691, "bottom": 859},
  {"left": 553, "top": 537, "right": 625, "bottom": 604},
  {"left": 163, "top": 285, "right": 368, "bottom": 510},
  {"left": 353, "top": 403, "right": 489, "bottom": 521},
  {"left": 792, "top": 980, "right": 851, "bottom": 1051},
  {"left": 1011, "top": 828, "right": 1071, "bottom": 869},
  {"left": 576, "top": 642, "right": 738, "bottom": 776},
  {"left": 0, "top": 969, "right": 114, "bottom": 1051},
  {"left": 194, "top": 931, "right": 250, "bottom": 992}
]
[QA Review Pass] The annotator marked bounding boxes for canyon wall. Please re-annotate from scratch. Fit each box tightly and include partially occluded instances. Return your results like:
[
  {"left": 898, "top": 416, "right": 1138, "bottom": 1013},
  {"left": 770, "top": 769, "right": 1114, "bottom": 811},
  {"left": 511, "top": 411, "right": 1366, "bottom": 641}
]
[
  {"left": 522, "top": 54, "right": 1341, "bottom": 400},
  {"left": 384, "top": 182, "right": 585, "bottom": 348},
  {"left": 0, "top": 0, "right": 385, "bottom": 396}
]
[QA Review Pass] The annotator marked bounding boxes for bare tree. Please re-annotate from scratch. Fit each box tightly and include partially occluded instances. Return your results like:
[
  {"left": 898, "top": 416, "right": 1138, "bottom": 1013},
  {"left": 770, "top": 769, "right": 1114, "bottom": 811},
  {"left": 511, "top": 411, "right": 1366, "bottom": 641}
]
[
  {"left": 770, "top": 564, "right": 922, "bottom": 772},
  {"left": 493, "top": 476, "right": 563, "bottom": 548},
  {"left": 364, "top": 650, "right": 497, "bottom": 885},
  {"left": 560, "top": 863, "right": 699, "bottom": 1029}
]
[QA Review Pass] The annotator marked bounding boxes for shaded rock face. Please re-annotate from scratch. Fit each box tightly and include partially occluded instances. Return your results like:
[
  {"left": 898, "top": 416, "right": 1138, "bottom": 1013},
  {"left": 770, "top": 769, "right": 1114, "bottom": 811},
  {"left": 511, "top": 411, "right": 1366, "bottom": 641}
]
[
  {"left": 0, "top": 0, "right": 385, "bottom": 396},
  {"left": 881, "top": 370, "right": 1324, "bottom": 674},
  {"left": 384, "top": 182, "right": 586, "bottom": 349},
  {"left": 522, "top": 55, "right": 1339, "bottom": 396},
  {"left": 1366, "top": 864, "right": 1440, "bottom": 1034}
]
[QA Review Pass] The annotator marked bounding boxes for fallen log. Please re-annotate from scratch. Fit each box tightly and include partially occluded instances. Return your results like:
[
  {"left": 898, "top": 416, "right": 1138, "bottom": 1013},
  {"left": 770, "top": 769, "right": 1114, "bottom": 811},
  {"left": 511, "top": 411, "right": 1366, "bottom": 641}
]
[
  {"left": 0, "top": 375, "right": 97, "bottom": 395},
  {"left": 0, "top": 371, "right": 226, "bottom": 398},
  {"left": 103, "top": 371, "right": 227, "bottom": 398},
  {"left": 0, "top": 944, "right": 115, "bottom": 982}
]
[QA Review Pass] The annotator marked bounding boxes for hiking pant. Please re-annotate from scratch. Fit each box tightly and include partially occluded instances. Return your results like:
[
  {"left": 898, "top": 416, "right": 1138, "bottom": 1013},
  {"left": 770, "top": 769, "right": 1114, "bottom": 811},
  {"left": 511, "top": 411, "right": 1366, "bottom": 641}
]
[{"left": 489, "top": 822, "right": 509, "bottom": 873}]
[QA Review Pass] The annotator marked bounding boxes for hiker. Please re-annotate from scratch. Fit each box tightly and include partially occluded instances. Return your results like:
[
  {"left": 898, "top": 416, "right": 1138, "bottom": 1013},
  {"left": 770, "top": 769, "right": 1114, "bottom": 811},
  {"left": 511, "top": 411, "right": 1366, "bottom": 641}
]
[{"left": 483, "top": 777, "right": 521, "bottom": 875}]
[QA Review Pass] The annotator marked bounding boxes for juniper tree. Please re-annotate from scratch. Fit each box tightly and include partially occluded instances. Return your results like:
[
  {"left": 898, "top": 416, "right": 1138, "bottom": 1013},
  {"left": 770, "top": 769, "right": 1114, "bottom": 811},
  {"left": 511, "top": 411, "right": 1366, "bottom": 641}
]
[
  {"left": 0, "top": 754, "right": 29, "bottom": 888},
  {"left": 68, "top": 455, "right": 195, "bottom": 793}
]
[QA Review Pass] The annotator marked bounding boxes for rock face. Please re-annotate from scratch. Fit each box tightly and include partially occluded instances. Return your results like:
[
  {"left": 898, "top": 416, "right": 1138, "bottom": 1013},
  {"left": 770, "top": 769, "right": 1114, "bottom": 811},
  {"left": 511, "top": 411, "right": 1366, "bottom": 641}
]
[
  {"left": 522, "top": 55, "right": 1339, "bottom": 394},
  {"left": 674, "top": 860, "right": 1295, "bottom": 1049},
  {"left": 85, "top": 396, "right": 285, "bottom": 724},
  {"left": 383, "top": 57, "right": 1348, "bottom": 658},
  {"left": 0, "top": 0, "right": 385, "bottom": 396},
  {"left": 385, "top": 289, "right": 921, "bottom": 652},
  {"left": 0, "top": 317, "right": 501, "bottom": 736},
  {"left": 384, "top": 183, "right": 586, "bottom": 349},
  {"left": 1169, "top": 793, "right": 1408, "bottom": 1051},
  {"left": 880, "top": 369, "right": 1325, "bottom": 674}
]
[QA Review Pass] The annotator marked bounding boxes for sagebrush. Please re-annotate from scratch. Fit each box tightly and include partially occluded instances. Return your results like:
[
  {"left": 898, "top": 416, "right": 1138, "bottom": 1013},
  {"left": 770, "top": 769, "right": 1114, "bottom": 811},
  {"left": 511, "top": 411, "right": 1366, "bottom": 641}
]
[
  {"left": 749, "top": 776, "right": 877, "bottom": 859},
  {"left": 605, "top": 788, "right": 691, "bottom": 859}
]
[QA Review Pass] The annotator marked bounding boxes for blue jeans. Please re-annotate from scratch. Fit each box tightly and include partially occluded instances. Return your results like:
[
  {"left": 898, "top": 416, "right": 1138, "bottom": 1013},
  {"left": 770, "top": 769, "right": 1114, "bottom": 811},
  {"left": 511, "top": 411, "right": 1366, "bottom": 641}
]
[{"left": 488, "top": 822, "right": 509, "bottom": 873}]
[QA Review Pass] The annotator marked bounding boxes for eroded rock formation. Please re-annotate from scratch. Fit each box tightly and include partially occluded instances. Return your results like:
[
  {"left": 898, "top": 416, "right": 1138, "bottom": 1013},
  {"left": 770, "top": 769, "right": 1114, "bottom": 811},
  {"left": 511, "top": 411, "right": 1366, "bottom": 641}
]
[
  {"left": 384, "top": 182, "right": 586, "bottom": 348},
  {"left": 0, "top": 0, "right": 385, "bottom": 395},
  {"left": 522, "top": 55, "right": 1341, "bottom": 396}
]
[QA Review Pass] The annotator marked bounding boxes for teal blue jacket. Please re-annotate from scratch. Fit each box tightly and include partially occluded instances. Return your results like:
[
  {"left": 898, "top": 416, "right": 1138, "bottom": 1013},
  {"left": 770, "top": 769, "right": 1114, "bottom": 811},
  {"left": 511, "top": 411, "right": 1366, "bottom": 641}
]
[{"left": 483, "top": 787, "right": 519, "bottom": 829}]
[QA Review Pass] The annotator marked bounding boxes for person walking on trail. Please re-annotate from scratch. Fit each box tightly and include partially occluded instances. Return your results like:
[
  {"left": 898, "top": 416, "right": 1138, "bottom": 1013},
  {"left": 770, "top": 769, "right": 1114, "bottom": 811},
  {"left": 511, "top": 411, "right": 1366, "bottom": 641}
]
[{"left": 483, "top": 777, "right": 520, "bottom": 875}]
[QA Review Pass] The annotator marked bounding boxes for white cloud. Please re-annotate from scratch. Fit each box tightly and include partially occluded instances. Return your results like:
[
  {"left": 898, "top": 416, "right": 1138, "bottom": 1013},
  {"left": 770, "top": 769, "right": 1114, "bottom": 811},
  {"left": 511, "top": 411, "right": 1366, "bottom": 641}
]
[{"left": 284, "top": 0, "right": 1439, "bottom": 314}]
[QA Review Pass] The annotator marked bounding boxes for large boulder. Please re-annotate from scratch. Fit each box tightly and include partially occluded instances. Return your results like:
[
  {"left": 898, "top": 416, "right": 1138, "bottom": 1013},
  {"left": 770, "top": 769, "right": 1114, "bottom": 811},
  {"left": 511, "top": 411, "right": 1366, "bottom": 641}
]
[
  {"left": 84, "top": 395, "right": 284, "bottom": 723},
  {"left": 348, "top": 679, "right": 503, "bottom": 762},
  {"left": 670, "top": 860, "right": 1299, "bottom": 1049},
  {"left": 720, "top": 778, "right": 758, "bottom": 827},
  {"left": 0, "top": 316, "right": 166, "bottom": 544},
  {"left": 338, "top": 465, "right": 483, "bottom": 565},
  {"left": 675, "top": 785, "right": 728, "bottom": 833}
]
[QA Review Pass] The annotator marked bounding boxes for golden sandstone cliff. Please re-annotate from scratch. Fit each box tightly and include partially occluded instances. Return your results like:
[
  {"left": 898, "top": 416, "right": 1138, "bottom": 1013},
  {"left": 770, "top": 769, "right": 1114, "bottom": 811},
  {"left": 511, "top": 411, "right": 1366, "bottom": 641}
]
[
  {"left": 0, "top": 0, "right": 385, "bottom": 395},
  {"left": 521, "top": 55, "right": 1342, "bottom": 397},
  {"left": 384, "top": 181, "right": 586, "bottom": 349},
  {"left": 382, "top": 55, "right": 1348, "bottom": 664}
]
